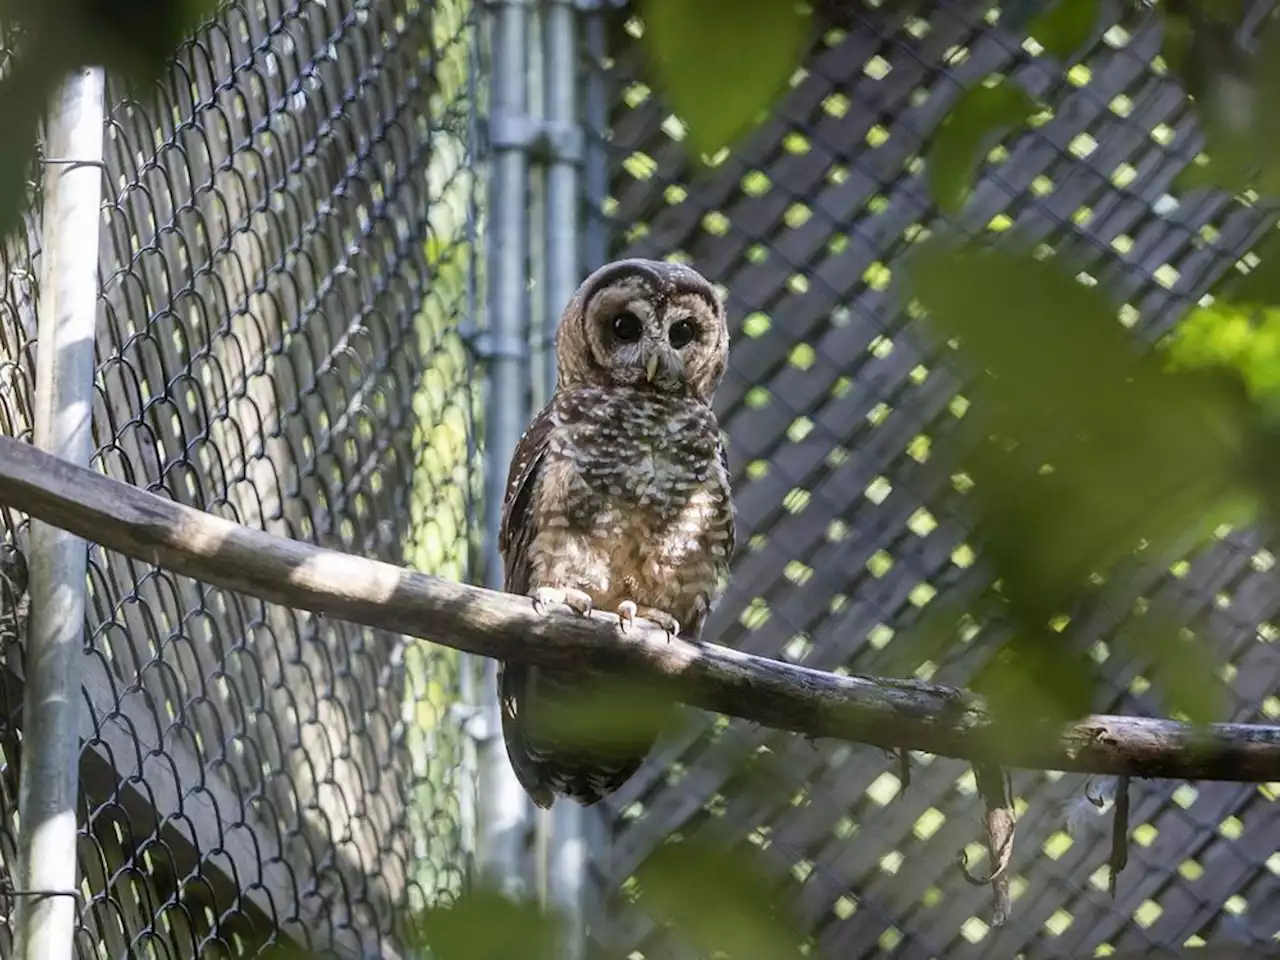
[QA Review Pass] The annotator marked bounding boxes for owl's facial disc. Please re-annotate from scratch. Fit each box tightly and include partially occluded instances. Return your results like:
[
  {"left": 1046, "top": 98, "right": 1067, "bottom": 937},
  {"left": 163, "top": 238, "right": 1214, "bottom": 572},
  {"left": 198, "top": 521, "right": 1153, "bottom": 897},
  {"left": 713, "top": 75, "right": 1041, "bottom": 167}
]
[
  {"left": 561, "top": 260, "right": 726, "bottom": 402},
  {"left": 605, "top": 302, "right": 697, "bottom": 391}
]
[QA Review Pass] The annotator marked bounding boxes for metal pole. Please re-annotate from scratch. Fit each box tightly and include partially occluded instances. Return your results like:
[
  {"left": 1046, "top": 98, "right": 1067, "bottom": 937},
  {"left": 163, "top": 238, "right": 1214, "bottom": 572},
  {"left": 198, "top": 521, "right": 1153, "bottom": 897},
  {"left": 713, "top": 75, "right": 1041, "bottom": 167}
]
[
  {"left": 527, "top": 4, "right": 550, "bottom": 413},
  {"left": 542, "top": 0, "right": 586, "bottom": 955},
  {"left": 478, "top": 0, "right": 534, "bottom": 900},
  {"left": 543, "top": 0, "right": 578, "bottom": 406},
  {"left": 524, "top": 0, "right": 554, "bottom": 913},
  {"left": 457, "top": 2, "right": 488, "bottom": 883},
  {"left": 582, "top": 7, "right": 612, "bottom": 273},
  {"left": 13, "top": 65, "right": 106, "bottom": 960},
  {"left": 575, "top": 8, "right": 619, "bottom": 948}
]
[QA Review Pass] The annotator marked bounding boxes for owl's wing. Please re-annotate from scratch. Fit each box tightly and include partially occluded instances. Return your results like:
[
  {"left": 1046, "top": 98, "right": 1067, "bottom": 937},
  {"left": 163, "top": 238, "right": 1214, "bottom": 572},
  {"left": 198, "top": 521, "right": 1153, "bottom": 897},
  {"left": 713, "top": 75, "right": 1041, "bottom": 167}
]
[
  {"left": 498, "top": 405, "right": 558, "bottom": 594},
  {"left": 681, "top": 437, "right": 738, "bottom": 645},
  {"left": 496, "top": 403, "right": 563, "bottom": 807},
  {"left": 718, "top": 439, "right": 737, "bottom": 565}
]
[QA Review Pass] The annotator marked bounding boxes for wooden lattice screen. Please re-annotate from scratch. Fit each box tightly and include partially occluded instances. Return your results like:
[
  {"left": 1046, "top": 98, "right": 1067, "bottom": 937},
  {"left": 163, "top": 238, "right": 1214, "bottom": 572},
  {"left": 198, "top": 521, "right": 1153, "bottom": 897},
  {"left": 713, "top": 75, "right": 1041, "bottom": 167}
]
[{"left": 582, "top": 1, "right": 1280, "bottom": 957}]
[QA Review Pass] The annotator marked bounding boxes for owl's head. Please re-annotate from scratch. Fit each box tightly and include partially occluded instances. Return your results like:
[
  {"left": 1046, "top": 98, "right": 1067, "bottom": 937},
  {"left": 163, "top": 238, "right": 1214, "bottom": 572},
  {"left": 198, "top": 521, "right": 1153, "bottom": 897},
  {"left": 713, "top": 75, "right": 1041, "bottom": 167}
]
[{"left": 555, "top": 258, "right": 729, "bottom": 403}]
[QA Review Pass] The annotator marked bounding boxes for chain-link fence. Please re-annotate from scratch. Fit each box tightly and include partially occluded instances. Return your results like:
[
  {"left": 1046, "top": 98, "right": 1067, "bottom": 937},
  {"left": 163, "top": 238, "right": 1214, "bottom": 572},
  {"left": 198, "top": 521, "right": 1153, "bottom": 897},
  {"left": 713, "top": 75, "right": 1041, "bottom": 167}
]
[
  {"left": 0, "top": 0, "right": 483, "bottom": 956},
  {"left": 578, "top": 1, "right": 1280, "bottom": 957}
]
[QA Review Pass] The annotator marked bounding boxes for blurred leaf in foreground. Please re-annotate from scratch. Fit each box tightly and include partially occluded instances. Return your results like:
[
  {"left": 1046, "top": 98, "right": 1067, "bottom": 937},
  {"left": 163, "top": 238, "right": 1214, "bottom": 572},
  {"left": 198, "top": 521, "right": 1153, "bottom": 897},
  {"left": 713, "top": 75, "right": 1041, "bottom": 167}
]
[
  {"left": 636, "top": 837, "right": 804, "bottom": 960},
  {"left": 909, "top": 238, "right": 1252, "bottom": 612},
  {"left": 906, "top": 237, "right": 1253, "bottom": 728},
  {"left": 1173, "top": 11, "right": 1280, "bottom": 195},
  {"left": 1159, "top": 8, "right": 1194, "bottom": 85},
  {"left": 1163, "top": 297, "right": 1280, "bottom": 530},
  {"left": 535, "top": 673, "right": 676, "bottom": 757},
  {"left": 1024, "top": 0, "right": 1101, "bottom": 62},
  {"left": 970, "top": 629, "right": 1099, "bottom": 735},
  {"left": 0, "top": 0, "right": 218, "bottom": 241},
  {"left": 1121, "top": 612, "right": 1228, "bottom": 725},
  {"left": 641, "top": 0, "right": 811, "bottom": 158},
  {"left": 1165, "top": 301, "right": 1280, "bottom": 405},
  {"left": 407, "top": 888, "right": 561, "bottom": 960},
  {"left": 928, "top": 78, "right": 1038, "bottom": 214},
  {"left": 0, "top": 57, "right": 47, "bottom": 247},
  {"left": 1218, "top": 225, "right": 1280, "bottom": 306},
  {"left": 1, "top": 0, "right": 217, "bottom": 86}
]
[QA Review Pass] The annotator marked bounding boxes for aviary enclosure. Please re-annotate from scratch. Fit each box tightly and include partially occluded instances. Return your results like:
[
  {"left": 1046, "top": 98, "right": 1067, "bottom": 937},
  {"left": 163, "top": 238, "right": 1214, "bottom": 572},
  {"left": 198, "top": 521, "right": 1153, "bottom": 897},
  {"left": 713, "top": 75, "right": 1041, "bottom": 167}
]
[{"left": 0, "top": 0, "right": 1276, "bottom": 958}]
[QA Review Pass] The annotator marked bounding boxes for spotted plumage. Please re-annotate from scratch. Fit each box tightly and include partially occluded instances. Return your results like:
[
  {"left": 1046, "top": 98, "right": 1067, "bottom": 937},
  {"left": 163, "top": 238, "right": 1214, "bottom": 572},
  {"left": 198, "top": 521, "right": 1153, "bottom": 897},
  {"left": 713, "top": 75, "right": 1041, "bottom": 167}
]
[{"left": 498, "top": 258, "right": 736, "bottom": 809}]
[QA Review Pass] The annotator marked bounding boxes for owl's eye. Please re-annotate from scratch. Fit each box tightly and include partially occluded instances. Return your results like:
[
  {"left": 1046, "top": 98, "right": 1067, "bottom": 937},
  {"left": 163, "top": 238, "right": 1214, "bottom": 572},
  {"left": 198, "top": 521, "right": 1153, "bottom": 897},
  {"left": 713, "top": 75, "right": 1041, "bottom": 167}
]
[
  {"left": 668, "top": 318, "right": 697, "bottom": 348},
  {"left": 612, "top": 312, "right": 642, "bottom": 342}
]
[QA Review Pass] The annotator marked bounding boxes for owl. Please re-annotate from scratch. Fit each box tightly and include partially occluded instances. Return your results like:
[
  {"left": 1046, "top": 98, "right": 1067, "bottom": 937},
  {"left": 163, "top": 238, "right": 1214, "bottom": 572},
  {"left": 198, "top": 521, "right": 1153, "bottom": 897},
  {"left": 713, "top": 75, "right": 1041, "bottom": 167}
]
[{"left": 497, "top": 258, "right": 736, "bottom": 809}]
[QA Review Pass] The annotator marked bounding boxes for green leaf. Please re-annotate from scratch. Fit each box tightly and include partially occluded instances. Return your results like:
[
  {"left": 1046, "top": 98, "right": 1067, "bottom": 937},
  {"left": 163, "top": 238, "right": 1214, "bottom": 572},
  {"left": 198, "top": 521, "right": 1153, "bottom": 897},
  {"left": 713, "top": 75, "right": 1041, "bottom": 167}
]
[
  {"left": 1167, "top": 300, "right": 1280, "bottom": 411},
  {"left": 970, "top": 632, "right": 1098, "bottom": 733},
  {"left": 1219, "top": 227, "right": 1280, "bottom": 306},
  {"left": 637, "top": 838, "right": 804, "bottom": 960},
  {"left": 407, "top": 888, "right": 561, "bottom": 960},
  {"left": 1159, "top": 10, "right": 1194, "bottom": 86},
  {"left": 1172, "top": 15, "right": 1280, "bottom": 196},
  {"left": 928, "top": 79, "right": 1038, "bottom": 214},
  {"left": 1122, "top": 611, "right": 1228, "bottom": 726},
  {"left": 908, "top": 239, "right": 1249, "bottom": 582},
  {"left": 880, "top": 593, "right": 983, "bottom": 680},
  {"left": 906, "top": 238, "right": 1255, "bottom": 729},
  {"left": 1166, "top": 303, "right": 1264, "bottom": 379},
  {"left": 0, "top": 56, "right": 56, "bottom": 245},
  {"left": 533, "top": 673, "right": 675, "bottom": 756},
  {"left": 1026, "top": 0, "right": 1101, "bottom": 62},
  {"left": 642, "top": 0, "right": 811, "bottom": 157},
  {"left": 0, "top": 0, "right": 221, "bottom": 242}
]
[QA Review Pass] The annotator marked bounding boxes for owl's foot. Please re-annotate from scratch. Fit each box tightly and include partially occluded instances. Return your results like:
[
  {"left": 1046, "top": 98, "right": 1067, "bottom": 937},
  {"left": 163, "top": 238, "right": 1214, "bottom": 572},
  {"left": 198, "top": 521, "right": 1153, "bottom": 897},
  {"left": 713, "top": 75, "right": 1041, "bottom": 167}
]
[
  {"left": 616, "top": 600, "right": 680, "bottom": 641},
  {"left": 530, "top": 586, "right": 594, "bottom": 618}
]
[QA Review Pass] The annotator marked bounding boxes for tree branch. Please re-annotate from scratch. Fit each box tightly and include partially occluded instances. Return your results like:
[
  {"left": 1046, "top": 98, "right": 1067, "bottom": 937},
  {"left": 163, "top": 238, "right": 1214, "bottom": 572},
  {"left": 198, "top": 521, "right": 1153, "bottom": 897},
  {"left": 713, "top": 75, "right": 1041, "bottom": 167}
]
[{"left": 0, "top": 434, "right": 1278, "bottom": 781}]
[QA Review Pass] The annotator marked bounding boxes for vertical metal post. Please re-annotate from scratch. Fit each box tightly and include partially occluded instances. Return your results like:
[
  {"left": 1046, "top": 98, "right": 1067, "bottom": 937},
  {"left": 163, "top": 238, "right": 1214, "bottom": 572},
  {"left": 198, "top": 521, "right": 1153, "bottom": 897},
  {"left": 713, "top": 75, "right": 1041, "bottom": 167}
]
[
  {"left": 13, "top": 66, "right": 106, "bottom": 960},
  {"left": 542, "top": 0, "right": 586, "bottom": 956},
  {"left": 478, "top": 0, "right": 535, "bottom": 900},
  {"left": 544, "top": 0, "right": 579, "bottom": 400},
  {"left": 524, "top": 0, "right": 554, "bottom": 913},
  {"left": 576, "top": 6, "right": 618, "bottom": 949},
  {"left": 582, "top": 6, "right": 612, "bottom": 275},
  {"left": 457, "top": 0, "right": 488, "bottom": 881},
  {"left": 526, "top": 5, "right": 551, "bottom": 414}
]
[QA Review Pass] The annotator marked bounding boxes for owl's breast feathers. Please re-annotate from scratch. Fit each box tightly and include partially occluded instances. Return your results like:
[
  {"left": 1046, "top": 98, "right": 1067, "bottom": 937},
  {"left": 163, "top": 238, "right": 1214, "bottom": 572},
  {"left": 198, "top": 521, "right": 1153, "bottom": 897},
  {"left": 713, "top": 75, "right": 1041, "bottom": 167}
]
[
  {"left": 497, "top": 384, "right": 735, "bottom": 808},
  {"left": 527, "top": 386, "right": 734, "bottom": 629}
]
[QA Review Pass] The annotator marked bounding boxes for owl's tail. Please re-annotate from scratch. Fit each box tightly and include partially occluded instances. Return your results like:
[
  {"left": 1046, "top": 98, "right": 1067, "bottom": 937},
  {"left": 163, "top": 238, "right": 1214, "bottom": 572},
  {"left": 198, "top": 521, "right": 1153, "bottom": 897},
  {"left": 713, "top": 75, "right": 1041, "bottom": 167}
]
[{"left": 498, "top": 660, "right": 659, "bottom": 809}]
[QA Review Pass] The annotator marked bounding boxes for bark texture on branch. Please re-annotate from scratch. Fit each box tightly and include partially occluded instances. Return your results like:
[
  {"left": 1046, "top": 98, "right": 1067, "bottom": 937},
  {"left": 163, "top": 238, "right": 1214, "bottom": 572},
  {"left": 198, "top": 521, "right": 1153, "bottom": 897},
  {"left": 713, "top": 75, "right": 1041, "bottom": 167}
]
[{"left": 0, "top": 434, "right": 1278, "bottom": 781}]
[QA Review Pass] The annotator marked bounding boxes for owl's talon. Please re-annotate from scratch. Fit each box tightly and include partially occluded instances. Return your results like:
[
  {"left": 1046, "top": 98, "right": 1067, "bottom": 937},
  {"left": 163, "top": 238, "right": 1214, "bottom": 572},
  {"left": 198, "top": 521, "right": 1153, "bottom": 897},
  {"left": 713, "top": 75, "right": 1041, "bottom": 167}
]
[
  {"left": 650, "top": 611, "right": 681, "bottom": 643},
  {"left": 616, "top": 600, "right": 638, "bottom": 632},
  {"left": 530, "top": 586, "right": 594, "bottom": 618},
  {"left": 615, "top": 601, "right": 679, "bottom": 641}
]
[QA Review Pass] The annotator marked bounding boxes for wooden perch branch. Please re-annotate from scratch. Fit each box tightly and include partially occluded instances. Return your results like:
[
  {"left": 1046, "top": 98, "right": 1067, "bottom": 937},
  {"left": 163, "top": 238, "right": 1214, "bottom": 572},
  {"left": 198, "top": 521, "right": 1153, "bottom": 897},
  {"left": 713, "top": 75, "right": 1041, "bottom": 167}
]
[{"left": 0, "top": 434, "right": 1279, "bottom": 781}]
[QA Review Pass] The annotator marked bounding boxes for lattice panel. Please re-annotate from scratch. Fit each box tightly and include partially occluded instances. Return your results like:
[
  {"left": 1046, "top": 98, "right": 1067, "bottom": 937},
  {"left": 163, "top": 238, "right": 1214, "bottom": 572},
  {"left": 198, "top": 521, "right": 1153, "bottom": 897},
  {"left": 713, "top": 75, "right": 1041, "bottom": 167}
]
[{"left": 582, "top": 1, "right": 1280, "bottom": 957}]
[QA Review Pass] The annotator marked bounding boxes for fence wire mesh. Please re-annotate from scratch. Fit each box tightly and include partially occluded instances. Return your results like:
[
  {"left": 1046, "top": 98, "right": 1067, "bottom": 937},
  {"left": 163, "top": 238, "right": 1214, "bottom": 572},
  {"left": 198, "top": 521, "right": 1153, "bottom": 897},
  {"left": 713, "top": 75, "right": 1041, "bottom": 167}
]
[
  {"left": 582, "top": 1, "right": 1280, "bottom": 957},
  {"left": 0, "top": 0, "right": 483, "bottom": 957}
]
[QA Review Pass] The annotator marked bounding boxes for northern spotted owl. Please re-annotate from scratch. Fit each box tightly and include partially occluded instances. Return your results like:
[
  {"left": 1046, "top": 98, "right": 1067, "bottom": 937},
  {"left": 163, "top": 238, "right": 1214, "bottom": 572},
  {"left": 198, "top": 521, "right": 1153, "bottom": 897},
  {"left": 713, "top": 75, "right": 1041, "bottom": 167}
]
[{"left": 497, "top": 258, "right": 736, "bottom": 809}]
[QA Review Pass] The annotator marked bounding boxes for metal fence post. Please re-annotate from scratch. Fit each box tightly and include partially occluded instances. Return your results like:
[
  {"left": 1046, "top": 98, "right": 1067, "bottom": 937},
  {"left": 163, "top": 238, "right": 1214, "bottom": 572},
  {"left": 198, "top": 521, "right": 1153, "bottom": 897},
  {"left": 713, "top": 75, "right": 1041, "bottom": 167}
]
[
  {"left": 581, "top": 4, "right": 613, "bottom": 276},
  {"left": 574, "top": 5, "right": 620, "bottom": 952},
  {"left": 542, "top": 0, "right": 586, "bottom": 955},
  {"left": 477, "top": 0, "right": 535, "bottom": 900},
  {"left": 13, "top": 65, "right": 106, "bottom": 960},
  {"left": 457, "top": 0, "right": 489, "bottom": 884}
]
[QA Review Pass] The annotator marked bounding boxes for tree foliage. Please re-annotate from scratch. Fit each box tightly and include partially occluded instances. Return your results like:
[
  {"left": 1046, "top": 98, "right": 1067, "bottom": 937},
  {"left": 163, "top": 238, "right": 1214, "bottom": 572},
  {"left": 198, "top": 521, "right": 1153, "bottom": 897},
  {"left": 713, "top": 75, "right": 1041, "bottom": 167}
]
[
  {"left": 0, "top": 0, "right": 218, "bottom": 238},
  {"left": 637, "top": 0, "right": 1280, "bottom": 732}
]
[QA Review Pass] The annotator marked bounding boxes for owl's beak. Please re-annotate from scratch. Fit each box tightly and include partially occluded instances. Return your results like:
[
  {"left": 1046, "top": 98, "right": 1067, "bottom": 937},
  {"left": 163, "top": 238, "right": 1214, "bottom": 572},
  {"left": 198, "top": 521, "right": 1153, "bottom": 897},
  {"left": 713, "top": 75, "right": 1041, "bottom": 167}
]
[{"left": 645, "top": 352, "right": 660, "bottom": 382}]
